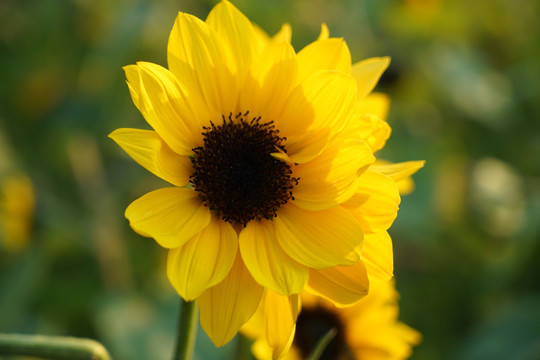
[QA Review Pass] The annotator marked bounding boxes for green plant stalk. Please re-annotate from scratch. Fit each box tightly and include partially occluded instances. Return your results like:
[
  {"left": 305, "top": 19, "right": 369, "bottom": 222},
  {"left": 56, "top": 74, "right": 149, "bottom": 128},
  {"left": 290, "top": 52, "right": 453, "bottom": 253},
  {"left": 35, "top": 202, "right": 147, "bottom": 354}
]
[
  {"left": 306, "top": 327, "right": 337, "bottom": 360},
  {"left": 0, "top": 333, "right": 111, "bottom": 360},
  {"left": 236, "top": 333, "right": 253, "bottom": 360},
  {"left": 172, "top": 299, "right": 198, "bottom": 360}
]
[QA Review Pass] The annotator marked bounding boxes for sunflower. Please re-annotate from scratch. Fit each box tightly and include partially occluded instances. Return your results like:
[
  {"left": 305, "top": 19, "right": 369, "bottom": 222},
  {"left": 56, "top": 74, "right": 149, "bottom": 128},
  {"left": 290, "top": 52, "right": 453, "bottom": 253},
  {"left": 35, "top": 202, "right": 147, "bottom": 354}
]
[
  {"left": 110, "top": 0, "right": 423, "bottom": 350},
  {"left": 0, "top": 173, "right": 34, "bottom": 252},
  {"left": 243, "top": 278, "right": 422, "bottom": 360}
]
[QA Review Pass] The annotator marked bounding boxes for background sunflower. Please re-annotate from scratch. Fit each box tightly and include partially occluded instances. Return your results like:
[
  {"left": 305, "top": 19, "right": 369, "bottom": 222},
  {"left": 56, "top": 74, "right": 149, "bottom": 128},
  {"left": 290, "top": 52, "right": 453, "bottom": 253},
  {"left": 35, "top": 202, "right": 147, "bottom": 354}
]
[
  {"left": 1, "top": 0, "right": 539, "bottom": 359},
  {"left": 243, "top": 279, "right": 421, "bottom": 360}
]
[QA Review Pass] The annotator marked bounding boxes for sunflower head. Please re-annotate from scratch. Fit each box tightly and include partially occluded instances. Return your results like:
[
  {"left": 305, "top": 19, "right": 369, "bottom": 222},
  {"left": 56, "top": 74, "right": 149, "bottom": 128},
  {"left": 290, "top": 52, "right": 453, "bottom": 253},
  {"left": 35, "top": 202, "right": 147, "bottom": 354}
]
[
  {"left": 190, "top": 112, "right": 298, "bottom": 226},
  {"left": 244, "top": 279, "right": 422, "bottom": 360},
  {"left": 110, "top": 0, "right": 423, "bottom": 352}
]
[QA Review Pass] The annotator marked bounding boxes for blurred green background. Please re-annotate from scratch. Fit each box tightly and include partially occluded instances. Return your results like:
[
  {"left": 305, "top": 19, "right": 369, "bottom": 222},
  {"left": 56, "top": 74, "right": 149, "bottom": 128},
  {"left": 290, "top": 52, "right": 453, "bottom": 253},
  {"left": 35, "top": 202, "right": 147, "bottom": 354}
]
[{"left": 1, "top": 0, "right": 539, "bottom": 359}]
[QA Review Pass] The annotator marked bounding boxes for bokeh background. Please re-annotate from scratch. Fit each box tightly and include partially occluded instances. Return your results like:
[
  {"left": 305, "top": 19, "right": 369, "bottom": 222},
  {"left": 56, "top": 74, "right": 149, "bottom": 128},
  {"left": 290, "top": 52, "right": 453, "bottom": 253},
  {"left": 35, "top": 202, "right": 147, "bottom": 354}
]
[{"left": 1, "top": 0, "right": 539, "bottom": 359}]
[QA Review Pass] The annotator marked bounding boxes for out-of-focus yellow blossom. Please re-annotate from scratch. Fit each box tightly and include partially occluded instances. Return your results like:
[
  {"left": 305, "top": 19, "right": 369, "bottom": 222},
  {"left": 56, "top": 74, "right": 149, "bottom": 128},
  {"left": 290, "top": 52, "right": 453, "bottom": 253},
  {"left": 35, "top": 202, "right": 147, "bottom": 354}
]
[
  {"left": 243, "top": 278, "right": 421, "bottom": 360},
  {"left": 0, "top": 173, "right": 34, "bottom": 252}
]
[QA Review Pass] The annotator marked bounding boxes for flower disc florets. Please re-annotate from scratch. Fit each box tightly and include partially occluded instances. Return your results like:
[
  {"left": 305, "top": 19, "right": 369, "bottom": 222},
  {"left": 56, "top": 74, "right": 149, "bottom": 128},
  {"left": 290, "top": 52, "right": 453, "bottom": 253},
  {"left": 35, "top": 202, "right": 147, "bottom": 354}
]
[{"left": 190, "top": 112, "right": 298, "bottom": 226}]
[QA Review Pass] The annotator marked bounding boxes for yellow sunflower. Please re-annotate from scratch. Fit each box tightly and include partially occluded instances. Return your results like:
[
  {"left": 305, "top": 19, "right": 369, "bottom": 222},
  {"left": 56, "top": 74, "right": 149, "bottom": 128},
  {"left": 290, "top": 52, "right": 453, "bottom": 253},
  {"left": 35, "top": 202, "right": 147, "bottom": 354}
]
[
  {"left": 0, "top": 173, "right": 34, "bottom": 252},
  {"left": 110, "top": 0, "right": 423, "bottom": 349},
  {"left": 243, "top": 278, "right": 422, "bottom": 360}
]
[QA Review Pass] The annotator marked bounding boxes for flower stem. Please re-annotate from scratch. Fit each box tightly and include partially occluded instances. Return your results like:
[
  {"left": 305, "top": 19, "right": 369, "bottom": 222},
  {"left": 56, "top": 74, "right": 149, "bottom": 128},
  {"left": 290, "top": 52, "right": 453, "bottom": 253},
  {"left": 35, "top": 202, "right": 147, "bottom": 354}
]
[
  {"left": 306, "top": 327, "right": 337, "bottom": 360},
  {"left": 0, "top": 333, "right": 111, "bottom": 360},
  {"left": 172, "top": 299, "right": 198, "bottom": 360},
  {"left": 236, "top": 334, "right": 253, "bottom": 360}
]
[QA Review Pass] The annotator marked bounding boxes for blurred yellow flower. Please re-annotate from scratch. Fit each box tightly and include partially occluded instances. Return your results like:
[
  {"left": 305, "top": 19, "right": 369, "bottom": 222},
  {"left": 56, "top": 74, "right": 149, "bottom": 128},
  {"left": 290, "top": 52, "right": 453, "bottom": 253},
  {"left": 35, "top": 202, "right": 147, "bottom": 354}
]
[
  {"left": 0, "top": 173, "right": 34, "bottom": 252},
  {"left": 243, "top": 279, "right": 422, "bottom": 360},
  {"left": 110, "top": 0, "right": 423, "bottom": 349}
]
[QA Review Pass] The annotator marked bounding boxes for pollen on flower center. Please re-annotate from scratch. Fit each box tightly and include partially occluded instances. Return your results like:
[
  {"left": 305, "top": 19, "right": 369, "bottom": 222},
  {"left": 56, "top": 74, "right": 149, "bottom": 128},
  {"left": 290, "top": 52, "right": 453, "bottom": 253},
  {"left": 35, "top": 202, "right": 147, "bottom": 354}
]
[{"left": 190, "top": 112, "right": 298, "bottom": 226}]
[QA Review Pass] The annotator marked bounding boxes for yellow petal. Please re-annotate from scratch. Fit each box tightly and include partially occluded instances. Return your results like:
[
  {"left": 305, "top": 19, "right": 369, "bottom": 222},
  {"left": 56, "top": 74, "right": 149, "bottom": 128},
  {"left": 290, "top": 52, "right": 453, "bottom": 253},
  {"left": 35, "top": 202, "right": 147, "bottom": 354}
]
[
  {"left": 251, "top": 23, "right": 271, "bottom": 51},
  {"left": 241, "top": 40, "right": 298, "bottom": 122},
  {"left": 109, "top": 128, "right": 191, "bottom": 186},
  {"left": 123, "top": 65, "right": 141, "bottom": 111},
  {"left": 241, "top": 291, "right": 301, "bottom": 360},
  {"left": 317, "top": 23, "right": 330, "bottom": 41},
  {"left": 283, "top": 129, "right": 332, "bottom": 165},
  {"left": 167, "top": 11, "right": 237, "bottom": 116},
  {"left": 198, "top": 253, "right": 264, "bottom": 347},
  {"left": 206, "top": 0, "right": 261, "bottom": 74},
  {"left": 394, "top": 176, "right": 414, "bottom": 196},
  {"left": 249, "top": 340, "right": 275, "bottom": 360},
  {"left": 239, "top": 299, "right": 265, "bottom": 340},
  {"left": 346, "top": 278, "right": 422, "bottom": 359},
  {"left": 372, "top": 160, "right": 425, "bottom": 182},
  {"left": 239, "top": 220, "right": 308, "bottom": 296},
  {"left": 351, "top": 57, "right": 390, "bottom": 100},
  {"left": 278, "top": 71, "right": 357, "bottom": 163},
  {"left": 293, "top": 139, "right": 375, "bottom": 210},
  {"left": 372, "top": 160, "right": 425, "bottom": 195},
  {"left": 272, "top": 23, "right": 292, "bottom": 44},
  {"left": 251, "top": 23, "right": 292, "bottom": 51},
  {"left": 356, "top": 92, "right": 391, "bottom": 121},
  {"left": 307, "top": 261, "right": 369, "bottom": 307},
  {"left": 350, "top": 113, "right": 392, "bottom": 153},
  {"left": 274, "top": 204, "right": 362, "bottom": 269},
  {"left": 342, "top": 169, "right": 400, "bottom": 234},
  {"left": 263, "top": 291, "right": 299, "bottom": 359},
  {"left": 167, "top": 214, "right": 238, "bottom": 300},
  {"left": 270, "top": 150, "right": 294, "bottom": 167},
  {"left": 125, "top": 62, "right": 203, "bottom": 156},
  {"left": 297, "top": 38, "right": 351, "bottom": 83},
  {"left": 362, "top": 231, "right": 394, "bottom": 280},
  {"left": 125, "top": 187, "right": 210, "bottom": 248}
]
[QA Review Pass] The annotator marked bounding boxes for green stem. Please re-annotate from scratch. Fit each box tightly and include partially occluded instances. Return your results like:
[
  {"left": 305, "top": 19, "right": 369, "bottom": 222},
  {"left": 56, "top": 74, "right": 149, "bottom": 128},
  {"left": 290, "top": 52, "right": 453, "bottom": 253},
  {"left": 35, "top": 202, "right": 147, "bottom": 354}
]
[
  {"left": 306, "top": 327, "right": 337, "bottom": 360},
  {"left": 172, "top": 299, "right": 198, "bottom": 360},
  {"left": 0, "top": 333, "right": 111, "bottom": 360},
  {"left": 235, "top": 333, "right": 253, "bottom": 360}
]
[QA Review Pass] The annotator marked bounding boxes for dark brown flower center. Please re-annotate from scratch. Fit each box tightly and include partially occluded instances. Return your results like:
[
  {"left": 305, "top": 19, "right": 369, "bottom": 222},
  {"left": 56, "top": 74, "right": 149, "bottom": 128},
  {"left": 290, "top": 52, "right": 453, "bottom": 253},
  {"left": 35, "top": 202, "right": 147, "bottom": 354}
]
[
  {"left": 190, "top": 112, "right": 298, "bottom": 226},
  {"left": 295, "top": 306, "right": 353, "bottom": 360}
]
